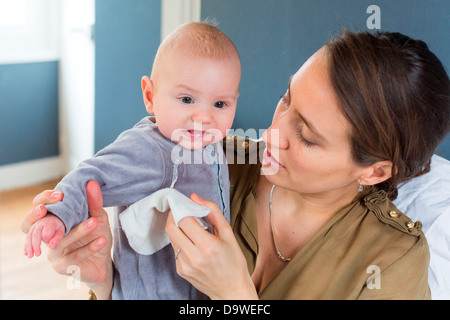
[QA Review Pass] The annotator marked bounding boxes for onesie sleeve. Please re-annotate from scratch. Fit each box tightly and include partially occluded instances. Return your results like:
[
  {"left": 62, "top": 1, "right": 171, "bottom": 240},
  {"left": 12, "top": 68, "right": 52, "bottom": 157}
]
[{"left": 45, "top": 125, "right": 166, "bottom": 234}]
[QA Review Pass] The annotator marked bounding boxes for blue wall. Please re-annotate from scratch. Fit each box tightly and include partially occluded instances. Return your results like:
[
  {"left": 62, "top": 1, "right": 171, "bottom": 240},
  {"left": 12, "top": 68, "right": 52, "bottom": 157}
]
[
  {"left": 202, "top": 0, "right": 450, "bottom": 159},
  {"left": 94, "top": 0, "right": 161, "bottom": 151},
  {"left": 1, "top": 1, "right": 447, "bottom": 167},
  {"left": 0, "top": 61, "right": 59, "bottom": 165}
]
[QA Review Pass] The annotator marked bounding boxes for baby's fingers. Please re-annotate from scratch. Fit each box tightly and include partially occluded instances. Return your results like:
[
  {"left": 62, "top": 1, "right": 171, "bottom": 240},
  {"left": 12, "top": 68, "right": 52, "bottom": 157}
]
[
  {"left": 24, "top": 224, "right": 43, "bottom": 258},
  {"left": 31, "top": 224, "right": 44, "bottom": 257},
  {"left": 24, "top": 228, "right": 34, "bottom": 258},
  {"left": 42, "top": 223, "right": 57, "bottom": 244},
  {"left": 48, "top": 228, "right": 64, "bottom": 249}
]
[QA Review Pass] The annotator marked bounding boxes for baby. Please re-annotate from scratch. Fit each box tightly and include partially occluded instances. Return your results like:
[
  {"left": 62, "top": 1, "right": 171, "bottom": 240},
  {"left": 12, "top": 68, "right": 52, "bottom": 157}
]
[{"left": 24, "top": 22, "right": 241, "bottom": 299}]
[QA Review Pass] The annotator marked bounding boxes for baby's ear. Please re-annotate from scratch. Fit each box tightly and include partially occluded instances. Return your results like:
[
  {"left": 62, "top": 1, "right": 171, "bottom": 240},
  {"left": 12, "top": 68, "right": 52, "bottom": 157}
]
[{"left": 141, "top": 76, "right": 155, "bottom": 115}]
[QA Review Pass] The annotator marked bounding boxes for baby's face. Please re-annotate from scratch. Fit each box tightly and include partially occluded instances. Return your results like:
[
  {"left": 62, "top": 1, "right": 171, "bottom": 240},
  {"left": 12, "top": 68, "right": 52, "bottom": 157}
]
[{"left": 146, "top": 50, "right": 241, "bottom": 150}]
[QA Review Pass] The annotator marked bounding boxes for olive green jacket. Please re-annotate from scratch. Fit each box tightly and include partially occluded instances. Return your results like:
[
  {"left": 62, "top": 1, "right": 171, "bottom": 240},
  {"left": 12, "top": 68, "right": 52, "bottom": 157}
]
[{"left": 225, "top": 136, "right": 430, "bottom": 300}]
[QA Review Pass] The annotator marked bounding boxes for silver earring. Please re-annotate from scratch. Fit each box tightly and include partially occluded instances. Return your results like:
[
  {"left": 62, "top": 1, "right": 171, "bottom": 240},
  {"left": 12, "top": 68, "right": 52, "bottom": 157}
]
[{"left": 358, "top": 184, "right": 364, "bottom": 192}]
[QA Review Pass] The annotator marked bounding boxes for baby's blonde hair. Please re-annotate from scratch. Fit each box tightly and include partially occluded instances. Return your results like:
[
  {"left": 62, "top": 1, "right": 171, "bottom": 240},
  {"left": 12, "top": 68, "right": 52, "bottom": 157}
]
[{"left": 151, "top": 22, "right": 240, "bottom": 80}]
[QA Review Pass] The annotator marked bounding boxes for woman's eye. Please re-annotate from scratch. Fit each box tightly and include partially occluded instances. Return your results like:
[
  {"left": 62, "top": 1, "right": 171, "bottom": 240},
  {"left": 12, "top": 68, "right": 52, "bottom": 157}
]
[
  {"left": 297, "top": 131, "right": 315, "bottom": 147},
  {"left": 180, "top": 97, "right": 193, "bottom": 104},
  {"left": 214, "top": 101, "right": 226, "bottom": 109},
  {"left": 280, "top": 94, "right": 290, "bottom": 107},
  {"left": 296, "top": 123, "right": 316, "bottom": 148}
]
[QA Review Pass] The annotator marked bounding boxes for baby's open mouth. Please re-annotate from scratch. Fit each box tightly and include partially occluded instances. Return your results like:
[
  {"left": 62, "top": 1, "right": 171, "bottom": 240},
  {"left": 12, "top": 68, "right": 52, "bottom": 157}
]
[{"left": 184, "top": 129, "right": 207, "bottom": 139}]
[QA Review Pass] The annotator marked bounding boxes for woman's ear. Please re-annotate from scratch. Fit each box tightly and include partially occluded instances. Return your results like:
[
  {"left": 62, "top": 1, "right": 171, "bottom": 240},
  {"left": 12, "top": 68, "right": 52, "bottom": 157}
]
[
  {"left": 141, "top": 76, "right": 155, "bottom": 115},
  {"left": 360, "top": 160, "right": 393, "bottom": 187}
]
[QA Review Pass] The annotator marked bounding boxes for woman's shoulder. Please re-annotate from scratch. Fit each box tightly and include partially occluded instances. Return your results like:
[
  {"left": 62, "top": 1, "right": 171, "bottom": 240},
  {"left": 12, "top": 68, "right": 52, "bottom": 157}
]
[
  {"left": 328, "top": 189, "right": 430, "bottom": 299},
  {"left": 356, "top": 188, "right": 429, "bottom": 274},
  {"left": 332, "top": 188, "right": 429, "bottom": 271},
  {"left": 354, "top": 189, "right": 430, "bottom": 299},
  {"left": 361, "top": 188, "right": 424, "bottom": 239}
]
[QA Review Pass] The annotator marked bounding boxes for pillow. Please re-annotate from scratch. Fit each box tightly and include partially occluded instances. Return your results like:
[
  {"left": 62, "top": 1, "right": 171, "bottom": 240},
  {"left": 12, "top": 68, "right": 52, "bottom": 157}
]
[{"left": 394, "top": 154, "right": 450, "bottom": 300}]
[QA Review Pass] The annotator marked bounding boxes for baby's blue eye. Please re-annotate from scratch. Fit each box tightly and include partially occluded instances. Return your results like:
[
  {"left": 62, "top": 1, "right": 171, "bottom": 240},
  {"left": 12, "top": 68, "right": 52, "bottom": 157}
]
[{"left": 180, "top": 97, "right": 193, "bottom": 104}]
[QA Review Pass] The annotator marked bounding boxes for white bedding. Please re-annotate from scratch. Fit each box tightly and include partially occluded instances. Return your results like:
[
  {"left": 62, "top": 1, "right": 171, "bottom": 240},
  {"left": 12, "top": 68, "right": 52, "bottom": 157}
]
[{"left": 394, "top": 154, "right": 450, "bottom": 300}]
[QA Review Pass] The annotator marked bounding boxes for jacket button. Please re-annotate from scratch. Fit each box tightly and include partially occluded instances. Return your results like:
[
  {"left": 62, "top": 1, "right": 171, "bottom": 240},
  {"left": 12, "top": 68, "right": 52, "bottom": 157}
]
[
  {"left": 407, "top": 221, "right": 415, "bottom": 229},
  {"left": 389, "top": 210, "right": 398, "bottom": 219}
]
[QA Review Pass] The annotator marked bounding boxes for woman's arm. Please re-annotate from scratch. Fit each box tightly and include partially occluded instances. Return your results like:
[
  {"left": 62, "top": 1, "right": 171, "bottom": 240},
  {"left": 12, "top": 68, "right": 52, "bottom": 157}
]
[
  {"left": 165, "top": 193, "right": 258, "bottom": 300},
  {"left": 21, "top": 181, "right": 114, "bottom": 300}
]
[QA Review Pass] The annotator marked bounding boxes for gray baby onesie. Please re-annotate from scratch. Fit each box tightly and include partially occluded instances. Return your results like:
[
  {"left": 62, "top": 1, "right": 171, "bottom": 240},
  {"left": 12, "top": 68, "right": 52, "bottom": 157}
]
[{"left": 45, "top": 117, "right": 230, "bottom": 299}]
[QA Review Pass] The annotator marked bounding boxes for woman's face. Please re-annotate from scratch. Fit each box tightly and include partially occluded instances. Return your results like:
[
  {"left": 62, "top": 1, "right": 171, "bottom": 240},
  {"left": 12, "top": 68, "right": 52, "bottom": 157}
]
[{"left": 262, "top": 48, "right": 367, "bottom": 197}]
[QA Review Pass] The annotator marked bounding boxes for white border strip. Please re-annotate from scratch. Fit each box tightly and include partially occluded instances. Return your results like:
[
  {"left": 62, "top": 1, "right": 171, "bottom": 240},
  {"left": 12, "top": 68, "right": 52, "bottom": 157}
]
[
  {"left": 161, "top": 0, "right": 201, "bottom": 40},
  {"left": 0, "top": 156, "right": 64, "bottom": 192}
]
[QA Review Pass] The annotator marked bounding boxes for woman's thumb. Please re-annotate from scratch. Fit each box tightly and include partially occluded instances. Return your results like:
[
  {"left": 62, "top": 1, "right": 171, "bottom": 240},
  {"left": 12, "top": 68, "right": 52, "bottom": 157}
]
[
  {"left": 190, "top": 193, "right": 231, "bottom": 238},
  {"left": 85, "top": 180, "right": 105, "bottom": 218}
]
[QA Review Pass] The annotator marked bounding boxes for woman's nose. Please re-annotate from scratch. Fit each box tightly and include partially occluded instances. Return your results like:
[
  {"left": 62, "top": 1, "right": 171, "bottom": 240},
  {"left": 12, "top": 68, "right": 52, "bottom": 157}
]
[{"left": 263, "top": 119, "right": 289, "bottom": 150}]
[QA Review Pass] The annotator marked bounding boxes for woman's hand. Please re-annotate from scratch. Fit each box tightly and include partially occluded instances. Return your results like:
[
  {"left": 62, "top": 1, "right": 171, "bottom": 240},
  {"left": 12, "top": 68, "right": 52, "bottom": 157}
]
[
  {"left": 21, "top": 181, "right": 114, "bottom": 299},
  {"left": 165, "top": 194, "right": 258, "bottom": 300}
]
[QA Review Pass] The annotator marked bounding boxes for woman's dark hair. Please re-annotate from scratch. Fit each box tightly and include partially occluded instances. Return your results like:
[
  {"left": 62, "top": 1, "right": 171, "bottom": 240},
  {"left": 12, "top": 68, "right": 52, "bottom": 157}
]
[{"left": 325, "top": 30, "right": 449, "bottom": 200}]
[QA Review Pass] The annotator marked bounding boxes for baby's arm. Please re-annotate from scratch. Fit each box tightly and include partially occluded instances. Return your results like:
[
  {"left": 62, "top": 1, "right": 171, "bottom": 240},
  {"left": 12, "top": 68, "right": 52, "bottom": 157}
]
[
  {"left": 43, "top": 124, "right": 165, "bottom": 233},
  {"left": 25, "top": 214, "right": 65, "bottom": 258},
  {"left": 24, "top": 121, "right": 165, "bottom": 257}
]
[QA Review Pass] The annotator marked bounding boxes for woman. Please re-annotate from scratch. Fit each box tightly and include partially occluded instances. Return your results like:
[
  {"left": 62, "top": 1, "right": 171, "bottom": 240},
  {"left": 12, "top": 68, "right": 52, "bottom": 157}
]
[{"left": 22, "top": 31, "right": 449, "bottom": 299}]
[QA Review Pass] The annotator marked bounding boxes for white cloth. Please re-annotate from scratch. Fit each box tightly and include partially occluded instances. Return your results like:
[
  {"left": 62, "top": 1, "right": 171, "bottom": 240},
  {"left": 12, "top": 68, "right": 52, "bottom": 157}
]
[
  {"left": 394, "top": 154, "right": 450, "bottom": 300},
  {"left": 119, "top": 188, "right": 211, "bottom": 255}
]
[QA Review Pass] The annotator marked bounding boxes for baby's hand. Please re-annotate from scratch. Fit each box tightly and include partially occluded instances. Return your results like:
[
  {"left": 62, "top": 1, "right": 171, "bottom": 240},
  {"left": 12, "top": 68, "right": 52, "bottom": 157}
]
[{"left": 24, "top": 214, "right": 65, "bottom": 258}]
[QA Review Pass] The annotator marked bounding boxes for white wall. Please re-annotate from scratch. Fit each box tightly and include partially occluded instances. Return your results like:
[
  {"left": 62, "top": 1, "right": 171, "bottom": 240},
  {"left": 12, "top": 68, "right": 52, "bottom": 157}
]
[
  {"left": 0, "top": 0, "right": 63, "bottom": 191},
  {"left": 161, "top": 0, "right": 201, "bottom": 39},
  {"left": 0, "top": 0, "right": 95, "bottom": 191},
  {"left": 0, "top": 0, "right": 60, "bottom": 64},
  {"left": 59, "top": 0, "right": 95, "bottom": 172}
]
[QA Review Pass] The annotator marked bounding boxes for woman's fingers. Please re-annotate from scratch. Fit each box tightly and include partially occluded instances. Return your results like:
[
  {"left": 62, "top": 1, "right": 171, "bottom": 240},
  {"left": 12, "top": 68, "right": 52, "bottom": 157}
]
[
  {"left": 189, "top": 193, "right": 233, "bottom": 240},
  {"left": 21, "top": 189, "right": 63, "bottom": 234},
  {"left": 46, "top": 181, "right": 108, "bottom": 259},
  {"left": 21, "top": 205, "right": 47, "bottom": 234},
  {"left": 168, "top": 193, "right": 230, "bottom": 254},
  {"left": 51, "top": 235, "right": 107, "bottom": 275},
  {"left": 166, "top": 194, "right": 254, "bottom": 299},
  {"left": 85, "top": 181, "right": 105, "bottom": 219},
  {"left": 176, "top": 216, "right": 211, "bottom": 247},
  {"left": 165, "top": 211, "right": 196, "bottom": 253},
  {"left": 48, "top": 217, "right": 98, "bottom": 261},
  {"left": 32, "top": 190, "right": 63, "bottom": 206}
]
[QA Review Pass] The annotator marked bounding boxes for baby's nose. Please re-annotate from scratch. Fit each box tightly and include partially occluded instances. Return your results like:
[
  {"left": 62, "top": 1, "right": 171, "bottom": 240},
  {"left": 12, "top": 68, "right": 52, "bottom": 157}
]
[{"left": 191, "top": 107, "right": 213, "bottom": 124}]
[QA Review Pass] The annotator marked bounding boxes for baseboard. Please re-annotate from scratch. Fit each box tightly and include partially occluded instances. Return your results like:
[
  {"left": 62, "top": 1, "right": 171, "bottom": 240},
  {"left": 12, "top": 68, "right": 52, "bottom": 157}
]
[{"left": 0, "top": 156, "right": 65, "bottom": 192}]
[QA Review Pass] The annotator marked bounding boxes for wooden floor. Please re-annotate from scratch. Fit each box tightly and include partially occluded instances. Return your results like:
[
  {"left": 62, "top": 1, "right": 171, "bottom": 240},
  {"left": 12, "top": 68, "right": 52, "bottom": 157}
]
[{"left": 0, "top": 179, "right": 89, "bottom": 300}]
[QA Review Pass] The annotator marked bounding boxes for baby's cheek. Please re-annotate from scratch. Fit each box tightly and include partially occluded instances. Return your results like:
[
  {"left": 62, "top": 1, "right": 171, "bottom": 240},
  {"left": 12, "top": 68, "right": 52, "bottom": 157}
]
[{"left": 207, "top": 128, "right": 226, "bottom": 143}]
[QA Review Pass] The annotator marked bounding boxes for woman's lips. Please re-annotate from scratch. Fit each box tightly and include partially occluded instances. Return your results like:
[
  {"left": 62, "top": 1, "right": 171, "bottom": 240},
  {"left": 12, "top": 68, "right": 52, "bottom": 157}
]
[{"left": 263, "top": 148, "right": 285, "bottom": 169}]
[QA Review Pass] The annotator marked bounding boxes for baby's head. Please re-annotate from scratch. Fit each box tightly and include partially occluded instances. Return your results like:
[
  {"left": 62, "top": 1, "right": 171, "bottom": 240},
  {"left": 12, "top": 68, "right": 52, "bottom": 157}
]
[{"left": 142, "top": 22, "right": 241, "bottom": 150}]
